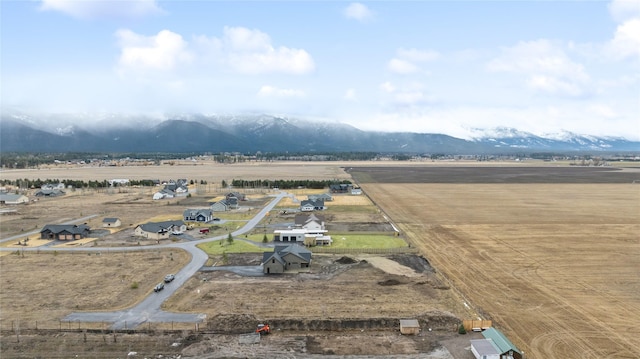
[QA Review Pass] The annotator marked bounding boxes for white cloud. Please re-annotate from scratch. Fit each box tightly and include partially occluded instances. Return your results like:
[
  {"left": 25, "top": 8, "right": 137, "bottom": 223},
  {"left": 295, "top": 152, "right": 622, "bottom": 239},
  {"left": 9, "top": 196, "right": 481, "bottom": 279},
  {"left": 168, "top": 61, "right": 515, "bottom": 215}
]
[
  {"left": 396, "top": 48, "right": 440, "bottom": 62},
  {"left": 388, "top": 58, "right": 419, "bottom": 74},
  {"left": 344, "top": 3, "right": 373, "bottom": 22},
  {"left": 39, "top": 0, "right": 163, "bottom": 19},
  {"left": 487, "top": 39, "right": 590, "bottom": 96},
  {"left": 388, "top": 48, "right": 439, "bottom": 75},
  {"left": 116, "top": 29, "right": 193, "bottom": 71},
  {"left": 609, "top": 0, "right": 640, "bottom": 22},
  {"left": 199, "top": 26, "right": 315, "bottom": 74},
  {"left": 344, "top": 88, "right": 357, "bottom": 101},
  {"left": 379, "top": 82, "right": 396, "bottom": 93},
  {"left": 257, "top": 85, "right": 305, "bottom": 98},
  {"left": 609, "top": 18, "right": 640, "bottom": 59}
]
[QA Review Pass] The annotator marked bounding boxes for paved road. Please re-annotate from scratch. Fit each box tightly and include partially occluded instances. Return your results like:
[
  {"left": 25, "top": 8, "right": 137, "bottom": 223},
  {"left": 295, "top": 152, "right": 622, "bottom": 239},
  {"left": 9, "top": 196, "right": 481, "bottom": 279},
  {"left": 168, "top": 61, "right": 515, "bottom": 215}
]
[{"left": 1, "top": 192, "right": 287, "bottom": 330}]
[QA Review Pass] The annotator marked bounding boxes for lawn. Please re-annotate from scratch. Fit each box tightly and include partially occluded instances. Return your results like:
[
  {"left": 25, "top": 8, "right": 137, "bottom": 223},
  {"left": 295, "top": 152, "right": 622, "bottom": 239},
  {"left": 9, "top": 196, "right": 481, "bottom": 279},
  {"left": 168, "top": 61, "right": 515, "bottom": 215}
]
[
  {"left": 329, "top": 233, "right": 408, "bottom": 249},
  {"left": 197, "top": 239, "right": 268, "bottom": 255}
]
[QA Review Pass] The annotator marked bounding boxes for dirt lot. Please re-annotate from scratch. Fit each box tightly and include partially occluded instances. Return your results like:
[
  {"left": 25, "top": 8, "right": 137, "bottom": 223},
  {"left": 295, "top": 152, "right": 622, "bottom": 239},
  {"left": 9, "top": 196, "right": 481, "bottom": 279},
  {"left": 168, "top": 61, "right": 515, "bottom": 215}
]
[{"left": 351, "top": 167, "right": 640, "bottom": 359}]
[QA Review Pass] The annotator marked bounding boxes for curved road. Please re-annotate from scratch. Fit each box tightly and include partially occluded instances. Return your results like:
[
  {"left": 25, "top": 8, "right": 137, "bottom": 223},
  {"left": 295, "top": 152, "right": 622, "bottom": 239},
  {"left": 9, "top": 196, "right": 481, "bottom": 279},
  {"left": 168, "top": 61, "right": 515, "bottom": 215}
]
[{"left": 2, "top": 191, "right": 288, "bottom": 330}]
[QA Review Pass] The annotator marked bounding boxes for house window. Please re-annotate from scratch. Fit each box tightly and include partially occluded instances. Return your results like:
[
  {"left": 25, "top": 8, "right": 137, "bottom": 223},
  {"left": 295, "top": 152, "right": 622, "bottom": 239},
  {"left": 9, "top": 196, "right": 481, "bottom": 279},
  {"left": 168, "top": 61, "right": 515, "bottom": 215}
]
[{"left": 272, "top": 259, "right": 275, "bottom": 263}]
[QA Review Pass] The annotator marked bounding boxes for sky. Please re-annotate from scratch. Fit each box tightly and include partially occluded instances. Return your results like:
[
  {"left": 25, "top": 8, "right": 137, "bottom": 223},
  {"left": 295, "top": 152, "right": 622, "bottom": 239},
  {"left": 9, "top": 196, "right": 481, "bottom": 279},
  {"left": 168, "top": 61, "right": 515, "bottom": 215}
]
[{"left": 1, "top": 0, "right": 639, "bottom": 140}]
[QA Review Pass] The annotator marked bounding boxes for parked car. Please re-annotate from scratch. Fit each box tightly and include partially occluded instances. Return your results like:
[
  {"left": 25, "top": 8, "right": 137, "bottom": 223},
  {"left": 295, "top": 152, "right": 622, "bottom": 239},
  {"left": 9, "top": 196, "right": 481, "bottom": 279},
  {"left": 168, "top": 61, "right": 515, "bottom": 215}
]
[
  {"left": 212, "top": 217, "right": 221, "bottom": 222},
  {"left": 171, "top": 230, "right": 183, "bottom": 235},
  {"left": 154, "top": 283, "right": 164, "bottom": 292},
  {"left": 164, "top": 274, "right": 175, "bottom": 283},
  {"left": 199, "top": 228, "right": 210, "bottom": 234}
]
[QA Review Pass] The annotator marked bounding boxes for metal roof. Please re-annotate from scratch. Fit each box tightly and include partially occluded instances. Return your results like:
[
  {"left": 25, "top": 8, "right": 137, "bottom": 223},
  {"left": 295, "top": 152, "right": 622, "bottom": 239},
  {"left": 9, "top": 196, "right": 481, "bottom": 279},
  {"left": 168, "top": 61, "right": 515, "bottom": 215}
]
[{"left": 482, "top": 328, "right": 521, "bottom": 355}]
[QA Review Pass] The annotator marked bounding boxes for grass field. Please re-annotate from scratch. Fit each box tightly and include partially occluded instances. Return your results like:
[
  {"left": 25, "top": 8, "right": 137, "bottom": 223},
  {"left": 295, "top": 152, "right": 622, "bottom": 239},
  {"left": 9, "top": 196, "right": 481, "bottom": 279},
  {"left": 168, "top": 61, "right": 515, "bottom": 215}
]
[{"left": 359, "top": 181, "right": 640, "bottom": 359}]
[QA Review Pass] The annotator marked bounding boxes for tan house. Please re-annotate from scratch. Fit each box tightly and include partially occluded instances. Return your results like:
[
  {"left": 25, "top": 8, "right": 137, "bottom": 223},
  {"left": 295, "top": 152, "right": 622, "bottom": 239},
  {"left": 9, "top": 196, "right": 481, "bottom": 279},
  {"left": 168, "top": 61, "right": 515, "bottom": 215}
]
[{"left": 134, "top": 220, "right": 186, "bottom": 240}]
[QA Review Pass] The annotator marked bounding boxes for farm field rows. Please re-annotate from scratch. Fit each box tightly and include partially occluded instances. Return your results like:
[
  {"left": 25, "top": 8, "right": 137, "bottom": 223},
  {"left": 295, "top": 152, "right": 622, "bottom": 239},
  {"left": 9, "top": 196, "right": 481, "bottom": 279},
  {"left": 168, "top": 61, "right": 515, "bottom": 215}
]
[{"left": 357, "top": 179, "right": 640, "bottom": 359}]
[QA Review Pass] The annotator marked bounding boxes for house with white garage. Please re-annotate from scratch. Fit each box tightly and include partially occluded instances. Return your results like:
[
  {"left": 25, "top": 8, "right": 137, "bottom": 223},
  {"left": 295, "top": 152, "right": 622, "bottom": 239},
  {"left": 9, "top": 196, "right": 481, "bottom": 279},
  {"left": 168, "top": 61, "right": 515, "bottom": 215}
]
[
  {"left": 134, "top": 220, "right": 186, "bottom": 240},
  {"left": 183, "top": 208, "right": 213, "bottom": 223}
]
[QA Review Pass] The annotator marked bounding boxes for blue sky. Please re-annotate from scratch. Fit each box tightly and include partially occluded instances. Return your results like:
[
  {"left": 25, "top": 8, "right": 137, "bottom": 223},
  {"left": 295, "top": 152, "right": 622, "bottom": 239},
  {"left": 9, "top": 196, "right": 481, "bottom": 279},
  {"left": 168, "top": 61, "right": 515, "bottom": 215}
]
[{"left": 1, "top": 0, "right": 639, "bottom": 139}]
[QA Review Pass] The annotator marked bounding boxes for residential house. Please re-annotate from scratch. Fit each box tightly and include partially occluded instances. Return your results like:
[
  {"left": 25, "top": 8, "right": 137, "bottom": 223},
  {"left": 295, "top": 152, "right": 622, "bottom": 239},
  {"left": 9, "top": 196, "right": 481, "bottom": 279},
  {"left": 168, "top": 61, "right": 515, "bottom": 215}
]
[
  {"left": 226, "top": 192, "right": 246, "bottom": 201},
  {"left": 152, "top": 188, "right": 176, "bottom": 200},
  {"left": 102, "top": 217, "right": 122, "bottom": 228},
  {"left": 134, "top": 220, "right": 186, "bottom": 240},
  {"left": 262, "top": 244, "right": 312, "bottom": 274},
  {"left": 40, "top": 224, "right": 91, "bottom": 240},
  {"left": 294, "top": 213, "right": 325, "bottom": 231},
  {"left": 41, "top": 183, "right": 66, "bottom": 191},
  {"left": 0, "top": 193, "right": 29, "bottom": 204},
  {"left": 329, "top": 183, "right": 352, "bottom": 193},
  {"left": 308, "top": 193, "right": 333, "bottom": 202},
  {"left": 183, "top": 209, "right": 214, "bottom": 223},
  {"left": 470, "top": 328, "right": 523, "bottom": 359},
  {"left": 35, "top": 188, "right": 65, "bottom": 197},
  {"left": 210, "top": 199, "right": 230, "bottom": 212},
  {"left": 300, "top": 199, "right": 325, "bottom": 212},
  {"left": 273, "top": 227, "right": 332, "bottom": 246}
]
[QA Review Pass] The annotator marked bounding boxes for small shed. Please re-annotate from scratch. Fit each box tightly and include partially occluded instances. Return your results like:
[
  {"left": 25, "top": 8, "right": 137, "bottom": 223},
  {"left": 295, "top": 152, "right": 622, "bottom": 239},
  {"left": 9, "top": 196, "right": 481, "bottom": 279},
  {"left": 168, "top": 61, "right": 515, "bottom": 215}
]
[
  {"left": 102, "top": 217, "right": 122, "bottom": 228},
  {"left": 399, "top": 319, "right": 420, "bottom": 335}
]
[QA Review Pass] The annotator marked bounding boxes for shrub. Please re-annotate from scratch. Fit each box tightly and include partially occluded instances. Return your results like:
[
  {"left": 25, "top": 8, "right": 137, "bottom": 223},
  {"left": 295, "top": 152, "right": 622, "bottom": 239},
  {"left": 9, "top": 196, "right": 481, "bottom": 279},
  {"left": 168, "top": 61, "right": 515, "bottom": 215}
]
[
  {"left": 131, "top": 282, "right": 139, "bottom": 289},
  {"left": 458, "top": 324, "right": 467, "bottom": 334}
]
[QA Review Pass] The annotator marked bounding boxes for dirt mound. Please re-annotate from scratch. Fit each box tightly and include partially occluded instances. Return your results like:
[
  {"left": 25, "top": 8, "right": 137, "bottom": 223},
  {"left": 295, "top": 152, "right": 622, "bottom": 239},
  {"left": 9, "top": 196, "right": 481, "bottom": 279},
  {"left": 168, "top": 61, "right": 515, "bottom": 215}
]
[
  {"left": 334, "top": 256, "right": 357, "bottom": 264},
  {"left": 378, "top": 278, "right": 405, "bottom": 286},
  {"left": 388, "top": 254, "right": 435, "bottom": 273},
  {"left": 206, "top": 313, "right": 258, "bottom": 333}
]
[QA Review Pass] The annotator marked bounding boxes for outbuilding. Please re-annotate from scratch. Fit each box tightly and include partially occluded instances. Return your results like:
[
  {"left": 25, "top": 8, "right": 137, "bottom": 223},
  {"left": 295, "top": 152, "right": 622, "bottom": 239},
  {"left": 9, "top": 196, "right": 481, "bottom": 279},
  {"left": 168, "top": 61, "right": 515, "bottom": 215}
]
[{"left": 399, "top": 319, "right": 420, "bottom": 335}]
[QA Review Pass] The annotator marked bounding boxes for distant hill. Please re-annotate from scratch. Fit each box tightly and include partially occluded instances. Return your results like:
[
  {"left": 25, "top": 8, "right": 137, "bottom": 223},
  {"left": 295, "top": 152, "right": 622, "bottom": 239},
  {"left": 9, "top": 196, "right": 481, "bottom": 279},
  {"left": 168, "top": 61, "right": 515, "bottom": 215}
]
[{"left": 1, "top": 113, "right": 638, "bottom": 154}]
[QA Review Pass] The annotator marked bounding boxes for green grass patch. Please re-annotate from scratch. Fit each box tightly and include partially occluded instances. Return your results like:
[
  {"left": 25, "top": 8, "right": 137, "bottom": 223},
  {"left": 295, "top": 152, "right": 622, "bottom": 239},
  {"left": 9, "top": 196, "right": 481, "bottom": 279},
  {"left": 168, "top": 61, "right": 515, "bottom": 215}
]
[
  {"left": 197, "top": 240, "right": 269, "bottom": 254},
  {"left": 329, "top": 233, "right": 407, "bottom": 249}
]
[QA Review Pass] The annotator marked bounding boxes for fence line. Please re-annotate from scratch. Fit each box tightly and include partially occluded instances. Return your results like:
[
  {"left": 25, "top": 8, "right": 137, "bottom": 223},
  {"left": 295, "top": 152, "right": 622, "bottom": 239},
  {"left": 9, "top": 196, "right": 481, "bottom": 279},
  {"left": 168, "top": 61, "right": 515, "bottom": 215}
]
[
  {"left": 0, "top": 319, "right": 201, "bottom": 335},
  {"left": 310, "top": 247, "right": 417, "bottom": 254}
]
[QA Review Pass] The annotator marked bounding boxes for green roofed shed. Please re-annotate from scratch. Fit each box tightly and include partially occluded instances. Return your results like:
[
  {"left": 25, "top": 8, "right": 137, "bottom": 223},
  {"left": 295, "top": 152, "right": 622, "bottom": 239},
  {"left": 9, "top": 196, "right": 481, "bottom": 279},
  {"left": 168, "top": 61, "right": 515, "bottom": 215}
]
[{"left": 482, "top": 327, "right": 522, "bottom": 359}]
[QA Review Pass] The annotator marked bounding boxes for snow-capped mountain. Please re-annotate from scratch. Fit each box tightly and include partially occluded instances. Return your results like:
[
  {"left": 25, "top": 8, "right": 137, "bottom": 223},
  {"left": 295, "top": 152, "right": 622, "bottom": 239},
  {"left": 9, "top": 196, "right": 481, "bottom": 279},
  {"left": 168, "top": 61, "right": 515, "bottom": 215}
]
[{"left": 1, "top": 112, "right": 638, "bottom": 153}]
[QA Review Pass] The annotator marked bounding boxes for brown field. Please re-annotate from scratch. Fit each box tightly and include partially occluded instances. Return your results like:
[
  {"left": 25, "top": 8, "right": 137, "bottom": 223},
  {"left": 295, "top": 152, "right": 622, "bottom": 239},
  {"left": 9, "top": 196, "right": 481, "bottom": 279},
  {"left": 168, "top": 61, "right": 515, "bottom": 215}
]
[
  {"left": 357, "top": 178, "right": 640, "bottom": 358},
  {"left": 1, "top": 161, "right": 639, "bottom": 358}
]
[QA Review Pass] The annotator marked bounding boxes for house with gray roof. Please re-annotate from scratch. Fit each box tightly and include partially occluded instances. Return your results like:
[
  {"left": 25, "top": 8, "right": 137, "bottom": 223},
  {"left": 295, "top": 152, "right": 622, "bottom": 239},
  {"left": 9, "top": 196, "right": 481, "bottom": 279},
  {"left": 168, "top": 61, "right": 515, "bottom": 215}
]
[
  {"left": 262, "top": 244, "right": 312, "bottom": 274},
  {"left": 0, "top": 193, "right": 29, "bottom": 205},
  {"left": 183, "top": 209, "right": 213, "bottom": 223},
  {"left": 40, "top": 224, "right": 91, "bottom": 240},
  {"left": 134, "top": 220, "right": 186, "bottom": 240},
  {"left": 308, "top": 193, "right": 333, "bottom": 202},
  {"left": 300, "top": 199, "right": 325, "bottom": 212},
  {"left": 35, "top": 188, "right": 65, "bottom": 197},
  {"left": 294, "top": 213, "right": 325, "bottom": 231}
]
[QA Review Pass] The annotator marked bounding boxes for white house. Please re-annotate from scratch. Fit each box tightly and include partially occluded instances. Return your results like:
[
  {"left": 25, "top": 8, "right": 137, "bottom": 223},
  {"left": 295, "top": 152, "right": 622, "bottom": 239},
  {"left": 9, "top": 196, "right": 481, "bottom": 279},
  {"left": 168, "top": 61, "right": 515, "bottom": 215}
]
[{"left": 0, "top": 193, "right": 29, "bottom": 204}]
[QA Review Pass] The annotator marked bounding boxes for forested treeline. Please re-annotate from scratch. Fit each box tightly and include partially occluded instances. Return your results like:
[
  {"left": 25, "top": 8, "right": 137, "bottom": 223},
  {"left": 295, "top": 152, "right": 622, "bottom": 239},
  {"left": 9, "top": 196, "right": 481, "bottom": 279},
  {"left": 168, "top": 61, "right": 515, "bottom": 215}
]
[
  {"left": 0, "top": 178, "right": 158, "bottom": 189},
  {"left": 227, "top": 179, "right": 351, "bottom": 189}
]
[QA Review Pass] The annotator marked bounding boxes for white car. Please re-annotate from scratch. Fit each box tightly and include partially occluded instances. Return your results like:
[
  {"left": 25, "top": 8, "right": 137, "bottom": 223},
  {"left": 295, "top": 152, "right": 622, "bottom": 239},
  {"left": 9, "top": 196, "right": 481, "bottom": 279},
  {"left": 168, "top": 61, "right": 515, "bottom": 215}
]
[{"left": 171, "top": 230, "right": 183, "bottom": 235}]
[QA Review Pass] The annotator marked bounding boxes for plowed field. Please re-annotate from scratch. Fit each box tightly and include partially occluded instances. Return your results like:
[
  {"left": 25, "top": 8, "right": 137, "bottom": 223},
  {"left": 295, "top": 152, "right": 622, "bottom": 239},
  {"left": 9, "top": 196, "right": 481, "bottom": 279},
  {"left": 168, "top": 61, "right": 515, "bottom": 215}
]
[{"left": 353, "top": 167, "right": 640, "bottom": 359}]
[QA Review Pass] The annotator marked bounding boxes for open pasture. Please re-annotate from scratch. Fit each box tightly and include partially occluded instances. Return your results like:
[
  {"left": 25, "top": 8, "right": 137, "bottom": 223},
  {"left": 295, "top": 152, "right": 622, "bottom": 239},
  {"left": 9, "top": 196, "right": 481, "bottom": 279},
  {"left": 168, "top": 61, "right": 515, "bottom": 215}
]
[{"left": 352, "top": 166, "right": 640, "bottom": 359}]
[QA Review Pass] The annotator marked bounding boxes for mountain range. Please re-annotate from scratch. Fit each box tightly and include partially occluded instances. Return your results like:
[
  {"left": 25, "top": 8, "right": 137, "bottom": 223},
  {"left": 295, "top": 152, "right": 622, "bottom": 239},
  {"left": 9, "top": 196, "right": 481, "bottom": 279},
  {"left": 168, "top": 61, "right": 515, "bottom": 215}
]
[{"left": 1, "top": 112, "right": 638, "bottom": 154}]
